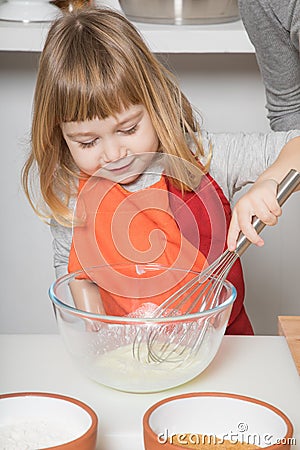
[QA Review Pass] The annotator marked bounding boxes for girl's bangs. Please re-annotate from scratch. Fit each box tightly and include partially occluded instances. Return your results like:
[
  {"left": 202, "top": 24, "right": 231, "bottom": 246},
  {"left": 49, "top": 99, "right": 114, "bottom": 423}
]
[{"left": 57, "top": 71, "right": 140, "bottom": 124}]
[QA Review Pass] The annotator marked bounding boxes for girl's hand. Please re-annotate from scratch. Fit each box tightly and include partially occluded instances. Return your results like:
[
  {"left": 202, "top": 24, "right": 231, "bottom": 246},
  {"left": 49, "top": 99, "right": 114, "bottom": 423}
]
[
  {"left": 227, "top": 179, "right": 282, "bottom": 251},
  {"left": 69, "top": 279, "right": 106, "bottom": 332}
]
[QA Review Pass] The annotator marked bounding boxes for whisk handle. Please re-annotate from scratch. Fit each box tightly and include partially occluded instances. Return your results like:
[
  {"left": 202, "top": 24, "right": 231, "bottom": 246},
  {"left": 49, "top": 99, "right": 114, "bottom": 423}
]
[{"left": 235, "top": 169, "right": 300, "bottom": 256}]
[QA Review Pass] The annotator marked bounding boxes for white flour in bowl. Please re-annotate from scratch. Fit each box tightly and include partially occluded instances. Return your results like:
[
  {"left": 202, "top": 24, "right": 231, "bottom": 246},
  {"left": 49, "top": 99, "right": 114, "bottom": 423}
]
[{"left": 0, "top": 419, "right": 76, "bottom": 449}]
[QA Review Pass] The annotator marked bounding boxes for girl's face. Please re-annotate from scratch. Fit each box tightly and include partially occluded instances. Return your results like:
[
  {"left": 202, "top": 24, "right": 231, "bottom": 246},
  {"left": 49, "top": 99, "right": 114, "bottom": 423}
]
[{"left": 61, "top": 105, "right": 160, "bottom": 184}]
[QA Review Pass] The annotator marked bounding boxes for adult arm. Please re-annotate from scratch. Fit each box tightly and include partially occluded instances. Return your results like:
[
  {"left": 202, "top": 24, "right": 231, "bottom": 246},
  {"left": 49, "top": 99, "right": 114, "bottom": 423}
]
[
  {"left": 238, "top": 0, "right": 300, "bottom": 130},
  {"left": 204, "top": 129, "right": 300, "bottom": 200},
  {"left": 227, "top": 135, "right": 300, "bottom": 249},
  {"left": 202, "top": 129, "right": 300, "bottom": 248}
]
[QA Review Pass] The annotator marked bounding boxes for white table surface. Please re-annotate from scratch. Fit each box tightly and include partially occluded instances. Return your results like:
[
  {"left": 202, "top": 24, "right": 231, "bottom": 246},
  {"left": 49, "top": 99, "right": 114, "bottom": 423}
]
[{"left": 0, "top": 335, "right": 299, "bottom": 450}]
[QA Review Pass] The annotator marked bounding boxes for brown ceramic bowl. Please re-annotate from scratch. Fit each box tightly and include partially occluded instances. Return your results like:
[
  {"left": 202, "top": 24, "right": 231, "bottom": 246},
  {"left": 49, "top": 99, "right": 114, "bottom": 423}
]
[
  {"left": 143, "top": 392, "right": 294, "bottom": 450},
  {"left": 0, "top": 392, "right": 98, "bottom": 449}
]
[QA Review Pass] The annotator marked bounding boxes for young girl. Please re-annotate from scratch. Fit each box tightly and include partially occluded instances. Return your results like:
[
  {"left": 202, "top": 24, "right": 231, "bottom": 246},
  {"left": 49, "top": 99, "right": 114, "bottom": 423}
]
[{"left": 22, "top": 7, "right": 300, "bottom": 334}]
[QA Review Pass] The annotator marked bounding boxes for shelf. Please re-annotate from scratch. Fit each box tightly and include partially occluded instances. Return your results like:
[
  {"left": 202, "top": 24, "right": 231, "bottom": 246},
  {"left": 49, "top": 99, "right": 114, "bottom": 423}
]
[
  {"left": 138, "top": 19, "right": 254, "bottom": 53},
  {"left": 0, "top": 18, "right": 254, "bottom": 53},
  {"left": 0, "top": 20, "right": 49, "bottom": 52}
]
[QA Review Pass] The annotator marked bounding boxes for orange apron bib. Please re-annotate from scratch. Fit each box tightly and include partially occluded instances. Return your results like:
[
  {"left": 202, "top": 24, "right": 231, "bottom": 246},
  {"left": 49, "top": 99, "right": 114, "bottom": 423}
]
[{"left": 69, "top": 175, "right": 207, "bottom": 316}]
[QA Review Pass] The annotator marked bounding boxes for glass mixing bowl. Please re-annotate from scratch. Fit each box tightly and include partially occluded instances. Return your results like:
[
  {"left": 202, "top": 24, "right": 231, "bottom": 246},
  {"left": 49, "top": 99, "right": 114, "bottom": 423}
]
[{"left": 49, "top": 264, "right": 236, "bottom": 393}]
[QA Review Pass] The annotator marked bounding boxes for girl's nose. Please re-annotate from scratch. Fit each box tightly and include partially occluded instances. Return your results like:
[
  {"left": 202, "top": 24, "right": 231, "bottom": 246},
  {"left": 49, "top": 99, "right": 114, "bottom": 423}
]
[{"left": 101, "top": 138, "right": 128, "bottom": 163}]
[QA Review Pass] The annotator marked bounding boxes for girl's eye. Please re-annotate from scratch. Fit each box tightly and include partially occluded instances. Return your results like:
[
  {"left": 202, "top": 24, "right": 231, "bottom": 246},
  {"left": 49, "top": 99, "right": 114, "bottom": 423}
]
[
  {"left": 79, "top": 139, "right": 98, "bottom": 149},
  {"left": 121, "top": 125, "right": 138, "bottom": 135}
]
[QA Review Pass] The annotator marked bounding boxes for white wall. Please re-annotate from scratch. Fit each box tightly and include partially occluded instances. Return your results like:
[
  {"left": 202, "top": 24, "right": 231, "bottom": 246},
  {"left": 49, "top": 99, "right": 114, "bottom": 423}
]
[
  {"left": 0, "top": 52, "right": 56, "bottom": 333},
  {"left": 0, "top": 50, "right": 299, "bottom": 335}
]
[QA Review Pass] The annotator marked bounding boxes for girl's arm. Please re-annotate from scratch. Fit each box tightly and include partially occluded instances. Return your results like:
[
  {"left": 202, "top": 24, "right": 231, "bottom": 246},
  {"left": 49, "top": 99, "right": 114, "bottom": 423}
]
[
  {"left": 51, "top": 219, "right": 106, "bottom": 315},
  {"left": 69, "top": 279, "right": 106, "bottom": 315},
  {"left": 227, "top": 136, "right": 300, "bottom": 250}
]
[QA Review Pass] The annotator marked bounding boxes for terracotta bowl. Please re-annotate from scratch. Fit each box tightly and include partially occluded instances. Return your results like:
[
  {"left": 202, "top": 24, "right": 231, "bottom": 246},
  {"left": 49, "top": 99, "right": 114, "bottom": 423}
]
[
  {"left": 0, "top": 392, "right": 98, "bottom": 449},
  {"left": 143, "top": 392, "right": 294, "bottom": 450}
]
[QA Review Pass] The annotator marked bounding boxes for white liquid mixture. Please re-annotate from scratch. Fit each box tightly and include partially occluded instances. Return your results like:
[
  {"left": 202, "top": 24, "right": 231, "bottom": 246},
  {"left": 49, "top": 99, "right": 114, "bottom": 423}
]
[{"left": 84, "top": 331, "right": 217, "bottom": 392}]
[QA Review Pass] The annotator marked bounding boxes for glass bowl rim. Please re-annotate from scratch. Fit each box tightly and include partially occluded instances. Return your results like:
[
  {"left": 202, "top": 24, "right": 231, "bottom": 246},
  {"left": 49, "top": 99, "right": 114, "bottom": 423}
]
[{"left": 49, "top": 263, "right": 237, "bottom": 324}]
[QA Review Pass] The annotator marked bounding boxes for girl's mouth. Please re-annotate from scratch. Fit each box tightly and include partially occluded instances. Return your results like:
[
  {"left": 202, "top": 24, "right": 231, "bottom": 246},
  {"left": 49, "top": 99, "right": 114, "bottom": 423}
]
[{"left": 105, "top": 155, "right": 136, "bottom": 173}]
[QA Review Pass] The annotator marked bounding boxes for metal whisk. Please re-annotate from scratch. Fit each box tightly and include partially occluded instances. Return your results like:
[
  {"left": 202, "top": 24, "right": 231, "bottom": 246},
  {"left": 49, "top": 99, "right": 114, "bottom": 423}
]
[{"left": 132, "top": 169, "right": 300, "bottom": 365}]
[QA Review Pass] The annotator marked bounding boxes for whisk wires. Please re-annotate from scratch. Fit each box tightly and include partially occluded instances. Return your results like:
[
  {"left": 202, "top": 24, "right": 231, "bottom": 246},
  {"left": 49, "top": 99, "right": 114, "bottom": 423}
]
[{"left": 132, "top": 250, "right": 238, "bottom": 365}]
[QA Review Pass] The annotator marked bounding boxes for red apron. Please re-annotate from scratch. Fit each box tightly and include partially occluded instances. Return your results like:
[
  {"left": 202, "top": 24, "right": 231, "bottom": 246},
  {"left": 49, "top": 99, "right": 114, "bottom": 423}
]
[
  {"left": 69, "top": 173, "right": 253, "bottom": 335},
  {"left": 166, "top": 174, "right": 253, "bottom": 335}
]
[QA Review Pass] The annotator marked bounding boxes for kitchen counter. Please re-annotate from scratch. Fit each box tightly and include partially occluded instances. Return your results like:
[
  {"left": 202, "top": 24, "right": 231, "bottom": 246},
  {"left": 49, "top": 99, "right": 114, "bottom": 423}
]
[{"left": 0, "top": 334, "right": 299, "bottom": 449}]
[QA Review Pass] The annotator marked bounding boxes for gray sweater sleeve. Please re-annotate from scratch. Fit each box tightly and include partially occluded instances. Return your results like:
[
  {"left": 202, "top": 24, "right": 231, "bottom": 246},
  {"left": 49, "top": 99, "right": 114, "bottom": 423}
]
[
  {"left": 50, "top": 130, "right": 300, "bottom": 277},
  {"left": 202, "top": 129, "right": 300, "bottom": 201},
  {"left": 51, "top": 218, "right": 73, "bottom": 279},
  {"left": 238, "top": 0, "right": 300, "bottom": 131}
]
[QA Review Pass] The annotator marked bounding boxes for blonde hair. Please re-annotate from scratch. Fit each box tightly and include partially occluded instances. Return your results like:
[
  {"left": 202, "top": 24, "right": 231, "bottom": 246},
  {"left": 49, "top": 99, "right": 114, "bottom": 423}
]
[{"left": 22, "top": 7, "right": 211, "bottom": 226}]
